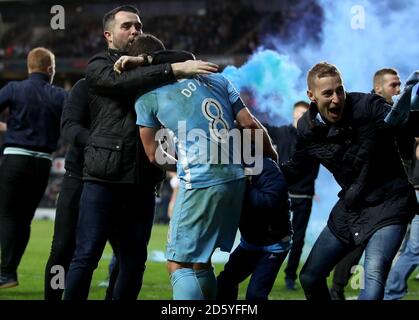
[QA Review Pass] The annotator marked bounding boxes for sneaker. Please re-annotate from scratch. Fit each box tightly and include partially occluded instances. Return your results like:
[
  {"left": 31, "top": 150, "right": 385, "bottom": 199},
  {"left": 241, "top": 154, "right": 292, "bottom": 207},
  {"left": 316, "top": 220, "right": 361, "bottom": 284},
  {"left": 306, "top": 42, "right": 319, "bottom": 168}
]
[
  {"left": 285, "top": 278, "right": 296, "bottom": 290},
  {"left": 0, "top": 275, "right": 18, "bottom": 289},
  {"left": 330, "top": 288, "right": 346, "bottom": 300}
]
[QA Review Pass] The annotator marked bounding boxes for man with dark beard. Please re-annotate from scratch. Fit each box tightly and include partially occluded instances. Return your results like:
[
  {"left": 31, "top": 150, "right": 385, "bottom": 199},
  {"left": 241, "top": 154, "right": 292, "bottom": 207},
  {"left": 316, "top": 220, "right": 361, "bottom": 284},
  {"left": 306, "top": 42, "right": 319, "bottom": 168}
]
[{"left": 64, "top": 5, "right": 218, "bottom": 300}]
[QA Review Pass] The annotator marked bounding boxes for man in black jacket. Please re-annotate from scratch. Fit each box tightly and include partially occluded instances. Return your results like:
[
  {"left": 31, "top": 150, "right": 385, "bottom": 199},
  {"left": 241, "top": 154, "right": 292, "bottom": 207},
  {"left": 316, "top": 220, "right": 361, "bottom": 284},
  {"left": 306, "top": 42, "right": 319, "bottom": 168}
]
[
  {"left": 329, "top": 67, "right": 413, "bottom": 300},
  {"left": 0, "top": 47, "right": 67, "bottom": 288},
  {"left": 281, "top": 61, "right": 419, "bottom": 300},
  {"left": 266, "top": 101, "right": 319, "bottom": 291},
  {"left": 64, "top": 5, "right": 217, "bottom": 300},
  {"left": 44, "top": 79, "right": 89, "bottom": 300}
]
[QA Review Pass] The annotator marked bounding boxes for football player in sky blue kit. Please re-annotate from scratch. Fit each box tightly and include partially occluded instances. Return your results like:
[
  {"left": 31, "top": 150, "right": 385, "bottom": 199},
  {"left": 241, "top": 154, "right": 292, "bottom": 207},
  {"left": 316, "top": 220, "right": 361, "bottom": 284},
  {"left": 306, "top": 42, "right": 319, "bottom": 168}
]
[{"left": 125, "top": 34, "right": 277, "bottom": 300}]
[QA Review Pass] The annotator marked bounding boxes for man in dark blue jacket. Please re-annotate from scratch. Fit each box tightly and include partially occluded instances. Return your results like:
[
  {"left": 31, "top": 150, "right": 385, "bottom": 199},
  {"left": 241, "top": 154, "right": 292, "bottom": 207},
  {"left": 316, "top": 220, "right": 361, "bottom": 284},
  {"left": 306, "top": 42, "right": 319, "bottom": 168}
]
[
  {"left": 0, "top": 47, "right": 67, "bottom": 288},
  {"left": 216, "top": 157, "right": 292, "bottom": 301}
]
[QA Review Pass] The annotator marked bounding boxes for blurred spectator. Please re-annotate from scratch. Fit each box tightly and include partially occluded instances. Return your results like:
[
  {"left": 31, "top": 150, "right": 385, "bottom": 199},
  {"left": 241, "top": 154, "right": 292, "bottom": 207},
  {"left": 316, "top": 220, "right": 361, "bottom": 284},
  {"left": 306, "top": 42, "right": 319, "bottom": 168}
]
[{"left": 0, "top": 47, "right": 67, "bottom": 289}]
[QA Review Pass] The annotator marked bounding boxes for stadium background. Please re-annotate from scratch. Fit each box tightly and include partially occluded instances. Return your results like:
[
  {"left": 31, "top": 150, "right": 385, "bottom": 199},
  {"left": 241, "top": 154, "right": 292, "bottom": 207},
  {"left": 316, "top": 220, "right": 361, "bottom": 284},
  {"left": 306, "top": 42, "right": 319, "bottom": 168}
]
[{"left": 0, "top": 0, "right": 418, "bottom": 298}]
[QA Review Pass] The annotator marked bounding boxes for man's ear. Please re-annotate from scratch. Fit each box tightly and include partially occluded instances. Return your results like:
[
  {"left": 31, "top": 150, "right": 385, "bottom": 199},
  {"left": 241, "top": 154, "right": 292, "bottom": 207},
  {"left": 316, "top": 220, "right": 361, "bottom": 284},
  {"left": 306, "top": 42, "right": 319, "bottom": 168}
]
[
  {"left": 307, "top": 89, "right": 316, "bottom": 103},
  {"left": 47, "top": 65, "right": 54, "bottom": 76},
  {"left": 46, "top": 65, "right": 55, "bottom": 83},
  {"left": 104, "top": 31, "right": 112, "bottom": 44}
]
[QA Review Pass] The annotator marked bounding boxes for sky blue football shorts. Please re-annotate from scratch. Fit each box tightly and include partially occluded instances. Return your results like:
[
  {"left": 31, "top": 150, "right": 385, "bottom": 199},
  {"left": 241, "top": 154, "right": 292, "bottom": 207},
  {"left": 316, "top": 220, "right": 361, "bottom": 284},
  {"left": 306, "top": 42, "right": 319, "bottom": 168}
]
[{"left": 166, "top": 178, "right": 246, "bottom": 263}]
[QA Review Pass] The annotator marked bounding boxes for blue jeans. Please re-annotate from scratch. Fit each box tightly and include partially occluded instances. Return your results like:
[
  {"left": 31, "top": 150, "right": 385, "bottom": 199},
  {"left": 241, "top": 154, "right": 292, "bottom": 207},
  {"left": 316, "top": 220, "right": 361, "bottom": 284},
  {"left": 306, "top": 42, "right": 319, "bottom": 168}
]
[
  {"left": 216, "top": 245, "right": 288, "bottom": 301},
  {"left": 384, "top": 215, "right": 419, "bottom": 300},
  {"left": 64, "top": 181, "right": 155, "bottom": 300},
  {"left": 300, "top": 224, "right": 406, "bottom": 300}
]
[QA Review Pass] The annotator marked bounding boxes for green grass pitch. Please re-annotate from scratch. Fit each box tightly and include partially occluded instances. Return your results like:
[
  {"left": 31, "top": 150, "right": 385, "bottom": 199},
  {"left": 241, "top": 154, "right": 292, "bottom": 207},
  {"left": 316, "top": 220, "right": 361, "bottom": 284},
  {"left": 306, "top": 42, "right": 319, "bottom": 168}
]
[{"left": 0, "top": 219, "right": 418, "bottom": 300}]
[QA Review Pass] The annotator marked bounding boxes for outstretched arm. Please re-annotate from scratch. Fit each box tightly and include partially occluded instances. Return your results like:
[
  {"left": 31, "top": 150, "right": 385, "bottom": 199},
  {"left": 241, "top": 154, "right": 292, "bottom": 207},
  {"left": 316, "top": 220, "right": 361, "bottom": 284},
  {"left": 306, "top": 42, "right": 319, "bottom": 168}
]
[
  {"left": 114, "top": 50, "right": 196, "bottom": 73},
  {"left": 139, "top": 126, "right": 177, "bottom": 172},
  {"left": 88, "top": 50, "right": 218, "bottom": 98},
  {"left": 114, "top": 55, "right": 218, "bottom": 78},
  {"left": 383, "top": 71, "right": 419, "bottom": 133},
  {"left": 235, "top": 106, "right": 278, "bottom": 163},
  {"left": 86, "top": 55, "right": 175, "bottom": 96}
]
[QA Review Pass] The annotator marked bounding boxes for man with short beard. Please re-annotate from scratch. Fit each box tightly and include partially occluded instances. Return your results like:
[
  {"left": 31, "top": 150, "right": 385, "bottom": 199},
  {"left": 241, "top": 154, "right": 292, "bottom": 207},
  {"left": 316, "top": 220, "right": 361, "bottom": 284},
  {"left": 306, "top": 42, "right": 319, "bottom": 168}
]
[
  {"left": 64, "top": 5, "right": 217, "bottom": 300},
  {"left": 329, "top": 67, "right": 414, "bottom": 300}
]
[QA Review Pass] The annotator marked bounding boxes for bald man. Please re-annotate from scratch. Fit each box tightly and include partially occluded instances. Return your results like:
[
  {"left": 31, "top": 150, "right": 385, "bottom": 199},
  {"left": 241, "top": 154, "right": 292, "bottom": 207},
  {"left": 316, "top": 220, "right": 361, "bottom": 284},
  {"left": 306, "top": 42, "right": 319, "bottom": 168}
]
[{"left": 0, "top": 47, "right": 67, "bottom": 288}]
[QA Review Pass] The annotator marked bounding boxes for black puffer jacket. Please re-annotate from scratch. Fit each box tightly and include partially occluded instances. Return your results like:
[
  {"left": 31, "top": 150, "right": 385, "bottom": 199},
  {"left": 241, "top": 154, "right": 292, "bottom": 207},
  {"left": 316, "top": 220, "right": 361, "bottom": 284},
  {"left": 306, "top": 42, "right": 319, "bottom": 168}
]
[
  {"left": 281, "top": 92, "right": 418, "bottom": 245},
  {"left": 84, "top": 49, "right": 193, "bottom": 186}
]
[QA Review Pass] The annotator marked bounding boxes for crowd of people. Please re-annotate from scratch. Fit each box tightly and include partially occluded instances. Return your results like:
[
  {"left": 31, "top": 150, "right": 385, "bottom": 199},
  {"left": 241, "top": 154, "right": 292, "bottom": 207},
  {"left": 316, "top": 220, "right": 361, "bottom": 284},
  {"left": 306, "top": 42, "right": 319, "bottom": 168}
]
[
  {"left": 0, "top": 4, "right": 418, "bottom": 302},
  {"left": 0, "top": 0, "right": 325, "bottom": 60},
  {"left": 0, "top": 1, "right": 262, "bottom": 59}
]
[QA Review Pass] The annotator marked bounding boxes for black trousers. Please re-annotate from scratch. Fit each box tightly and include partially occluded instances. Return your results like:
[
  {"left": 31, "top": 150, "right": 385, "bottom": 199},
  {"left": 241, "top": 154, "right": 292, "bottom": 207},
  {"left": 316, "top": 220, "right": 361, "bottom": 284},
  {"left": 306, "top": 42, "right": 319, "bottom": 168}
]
[
  {"left": 44, "top": 171, "right": 83, "bottom": 300},
  {"left": 331, "top": 245, "right": 364, "bottom": 292},
  {"left": 44, "top": 171, "right": 120, "bottom": 300},
  {"left": 284, "top": 197, "right": 313, "bottom": 281},
  {"left": 0, "top": 154, "right": 51, "bottom": 277}
]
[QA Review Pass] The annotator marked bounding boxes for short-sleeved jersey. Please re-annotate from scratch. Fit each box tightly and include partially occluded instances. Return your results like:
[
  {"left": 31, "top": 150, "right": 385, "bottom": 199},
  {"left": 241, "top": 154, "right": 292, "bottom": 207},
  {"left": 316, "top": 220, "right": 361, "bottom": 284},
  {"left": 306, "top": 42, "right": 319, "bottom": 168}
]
[{"left": 135, "top": 73, "right": 245, "bottom": 189}]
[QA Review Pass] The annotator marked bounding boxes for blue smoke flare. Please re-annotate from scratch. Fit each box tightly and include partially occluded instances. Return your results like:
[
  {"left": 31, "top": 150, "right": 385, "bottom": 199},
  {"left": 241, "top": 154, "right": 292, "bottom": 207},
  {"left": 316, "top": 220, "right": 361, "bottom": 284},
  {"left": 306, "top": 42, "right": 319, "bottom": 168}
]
[{"left": 222, "top": 49, "right": 305, "bottom": 126}]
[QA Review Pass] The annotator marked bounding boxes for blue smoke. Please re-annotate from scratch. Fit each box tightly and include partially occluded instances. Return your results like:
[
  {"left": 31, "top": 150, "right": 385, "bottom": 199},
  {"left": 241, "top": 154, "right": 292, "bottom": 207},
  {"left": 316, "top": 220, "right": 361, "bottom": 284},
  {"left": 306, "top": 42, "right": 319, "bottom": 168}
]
[
  {"left": 222, "top": 0, "right": 418, "bottom": 252},
  {"left": 221, "top": 49, "right": 305, "bottom": 126},
  {"left": 272, "top": 0, "right": 419, "bottom": 92}
]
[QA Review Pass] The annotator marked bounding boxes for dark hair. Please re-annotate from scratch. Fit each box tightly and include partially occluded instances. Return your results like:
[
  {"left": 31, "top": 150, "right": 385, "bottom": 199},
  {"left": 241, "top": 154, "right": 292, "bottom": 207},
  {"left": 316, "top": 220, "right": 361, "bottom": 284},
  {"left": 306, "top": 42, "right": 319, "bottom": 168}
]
[
  {"left": 293, "top": 100, "right": 310, "bottom": 109},
  {"left": 128, "top": 33, "right": 165, "bottom": 56},
  {"left": 102, "top": 5, "right": 139, "bottom": 31},
  {"left": 307, "top": 61, "right": 342, "bottom": 90},
  {"left": 373, "top": 68, "right": 398, "bottom": 87}
]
